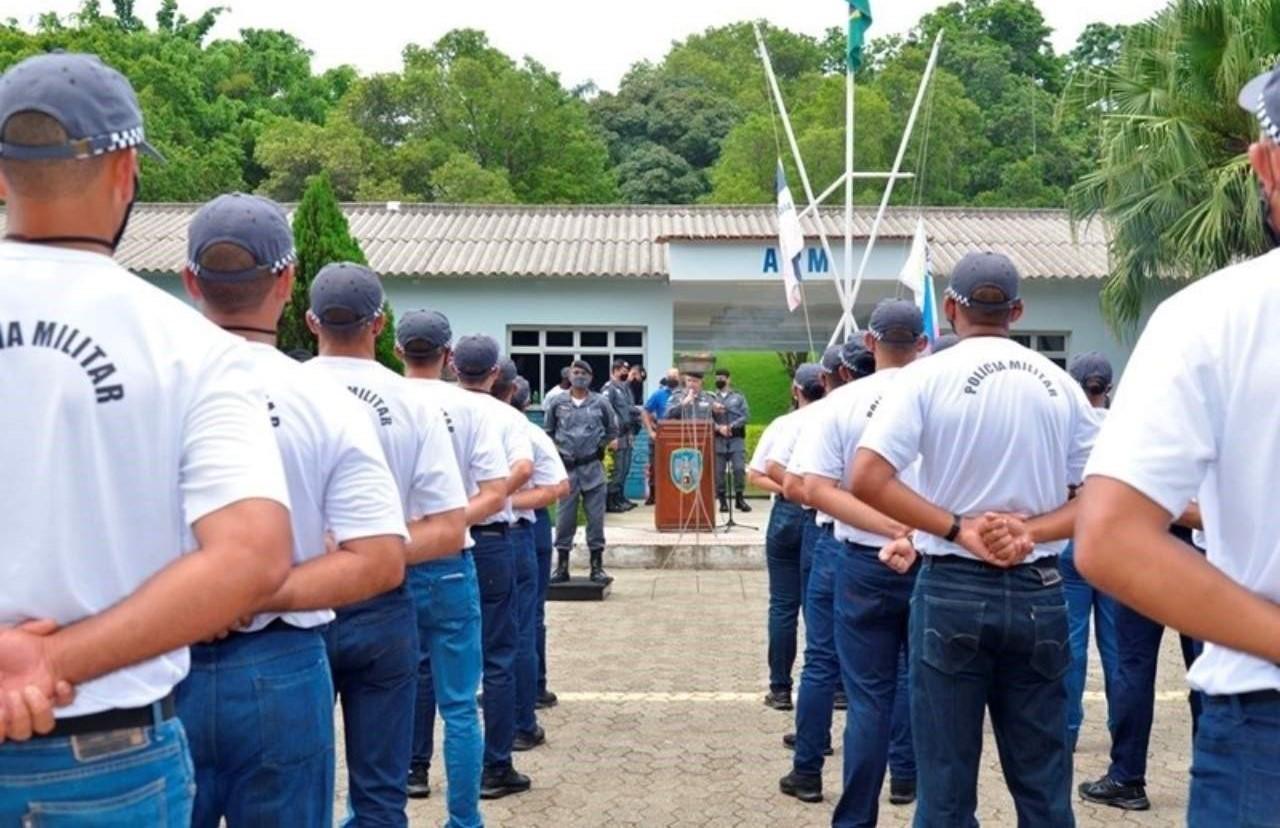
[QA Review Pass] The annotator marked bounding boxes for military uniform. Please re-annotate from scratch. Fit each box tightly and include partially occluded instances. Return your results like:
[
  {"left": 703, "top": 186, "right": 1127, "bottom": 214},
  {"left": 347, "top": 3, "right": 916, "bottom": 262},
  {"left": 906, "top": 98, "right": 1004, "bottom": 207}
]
[
  {"left": 545, "top": 390, "right": 618, "bottom": 582},
  {"left": 663, "top": 389, "right": 718, "bottom": 421},
  {"left": 713, "top": 387, "right": 750, "bottom": 507},
  {"left": 603, "top": 377, "right": 638, "bottom": 511}
]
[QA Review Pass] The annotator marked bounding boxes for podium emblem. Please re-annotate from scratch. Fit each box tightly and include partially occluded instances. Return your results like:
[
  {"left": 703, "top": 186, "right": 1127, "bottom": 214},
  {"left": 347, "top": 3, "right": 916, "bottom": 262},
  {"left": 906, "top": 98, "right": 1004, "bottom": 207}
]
[{"left": 670, "top": 448, "right": 703, "bottom": 495}]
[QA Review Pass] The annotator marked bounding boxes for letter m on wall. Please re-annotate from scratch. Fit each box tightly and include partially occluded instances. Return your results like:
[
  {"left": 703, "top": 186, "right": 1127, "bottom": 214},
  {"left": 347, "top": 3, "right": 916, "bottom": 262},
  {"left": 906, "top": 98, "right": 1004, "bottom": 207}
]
[{"left": 807, "top": 248, "right": 829, "bottom": 274}]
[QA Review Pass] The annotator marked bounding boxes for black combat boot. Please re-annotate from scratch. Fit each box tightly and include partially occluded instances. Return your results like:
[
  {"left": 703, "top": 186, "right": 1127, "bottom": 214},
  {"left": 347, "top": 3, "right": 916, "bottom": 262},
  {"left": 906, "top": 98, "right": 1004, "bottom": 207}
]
[
  {"left": 735, "top": 493, "right": 753, "bottom": 513},
  {"left": 550, "top": 550, "right": 570, "bottom": 584},
  {"left": 589, "top": 549, "right": 613, "bottom": 584},
  {"left": 719, "top": 495, "right": 730, "bottom": 513}
]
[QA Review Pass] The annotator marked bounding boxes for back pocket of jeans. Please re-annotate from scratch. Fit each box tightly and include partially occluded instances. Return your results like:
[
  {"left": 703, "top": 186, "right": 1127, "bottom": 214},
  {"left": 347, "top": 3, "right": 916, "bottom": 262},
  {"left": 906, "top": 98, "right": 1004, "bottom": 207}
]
[
  {"left": 922, "top": 595, "right": 984, "bottom": 675},
  {"left": 254, "top": 657, "right": 335, "bottom": 768},
  {"left": 433, "top": 572, "right": 480, "bottom": 622},
  {"left": 24, "top": 778, "right": 169, "bottom": 827},
  {"left": 1030, "top": 603, "right": 1070, "bottom": 680}
]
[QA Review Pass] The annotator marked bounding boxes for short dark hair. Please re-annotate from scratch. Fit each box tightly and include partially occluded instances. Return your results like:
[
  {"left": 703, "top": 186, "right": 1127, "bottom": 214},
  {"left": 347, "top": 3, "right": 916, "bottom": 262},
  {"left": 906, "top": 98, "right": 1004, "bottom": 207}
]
[
  {"left": 799, "top": 382, "right": 825, "bottom": 403},
  {"left": 401, "top": 347, "right": 447, "bottom": 369},
  {"left": 958, "top": 287, "right": 1017, "bottom": 326},
  {"left": 194, "top": 243, "right": 278, "bottom": 314},
  {"left": 715, "top": 368, "right": 730, "bottom": 377},
  {"left": 612, "top": 359, "right": 629, "bottom": 371},
  {"left": 0, "top": 111, "right": 111, "bottom": 198}
]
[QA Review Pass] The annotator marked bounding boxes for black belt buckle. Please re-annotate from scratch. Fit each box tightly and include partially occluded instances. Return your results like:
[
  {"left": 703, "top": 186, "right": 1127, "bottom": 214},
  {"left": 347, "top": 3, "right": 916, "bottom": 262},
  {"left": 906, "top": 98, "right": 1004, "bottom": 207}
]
[{"left": 472, "top": 523, "right": 508, "bottom": 537}]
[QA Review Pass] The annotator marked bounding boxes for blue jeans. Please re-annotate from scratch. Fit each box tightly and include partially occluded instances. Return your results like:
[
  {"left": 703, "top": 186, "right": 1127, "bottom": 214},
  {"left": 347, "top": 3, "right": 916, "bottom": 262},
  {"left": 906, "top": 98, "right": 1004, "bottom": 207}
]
[
  {"left": 0, "top": 713, "right": 194, "bottom": 823},
  {"left": 472, "top": 527, "right": 518, "bottom": 773},
  {"left": 512, "top": 521, "right": 541, "bottom": 737},
  {"left": 911, "top": 556, "right": 1074, "bottom": 828},
  {"left": 766, "top": 498, "right": 806, "bottom": 693},
  {"left": 1060, "top": 541, "right": 1118, "bottom": 748},
  {"left": 832, "top": 542, "right": 918, "bottom": 828},
  {"left": 326, "top": 587, "right": 419, "bottom": 827},
  {"left": 534, "top": 508, "right": 553, "bottom": 695},
  {"left": 1188, "top": 691, "right": 1280, "bottom": 827},
  {"left": 800, "top": 512, "right": 820, "bottom": 605},
  {"left": 409, "top": 553, "right": 483, "bottom": 828},
  {"left": 1107, "top": 600, "right": 1203, "bottom": 785},
  {"left": 792, "top": 529, "right": 841, "bottom": 777},
  {"left": 176, "top": 624, "right": 334, "bottom": 828}
]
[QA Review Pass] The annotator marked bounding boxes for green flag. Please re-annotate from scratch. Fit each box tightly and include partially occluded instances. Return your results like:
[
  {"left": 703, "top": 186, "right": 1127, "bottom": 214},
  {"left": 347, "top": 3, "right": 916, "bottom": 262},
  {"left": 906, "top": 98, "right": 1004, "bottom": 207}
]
[{"left": 847, "top": 0, "right": 873, "bottom": 72}]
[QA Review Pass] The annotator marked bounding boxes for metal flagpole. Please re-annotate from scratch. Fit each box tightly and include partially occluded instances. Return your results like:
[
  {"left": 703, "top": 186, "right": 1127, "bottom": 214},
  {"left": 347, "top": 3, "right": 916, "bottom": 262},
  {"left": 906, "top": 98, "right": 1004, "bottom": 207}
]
[
  {"left": 843, "top": 60, "right": 855, "bottom": 343},
  {"left": 752, "top": 22, "right": 849, "bottom": 316},
  {"left": 799, "top": 172, "right": 915, "bottom": 221},
  {"left": 842, "top": 31, "right": 944, "bottom": 324}
]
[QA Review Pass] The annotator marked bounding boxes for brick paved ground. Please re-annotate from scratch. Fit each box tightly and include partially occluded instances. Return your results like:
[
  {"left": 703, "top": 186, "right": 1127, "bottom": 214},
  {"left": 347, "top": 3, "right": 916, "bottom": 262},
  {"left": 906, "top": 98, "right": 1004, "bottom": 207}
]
[{"left": 337, "top": 570, "right": 1195, "bottom": 827}]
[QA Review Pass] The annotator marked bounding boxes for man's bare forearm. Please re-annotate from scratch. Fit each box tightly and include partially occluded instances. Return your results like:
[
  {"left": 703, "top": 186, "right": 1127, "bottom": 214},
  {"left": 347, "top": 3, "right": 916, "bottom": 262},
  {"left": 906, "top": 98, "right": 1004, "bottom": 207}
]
[
  {"left": 465, "top": 480, "right": 507, "bottom": 526},
  {"left": 264, "top": 535, "right": 405, "bottom": 612},
  {"left": 748, "top": 470, "right": 783, "bottom": 496},
  {"left": 805, "top": 477, "right": 904, "bottom": 539},
  {"left": 511, "top": 485, "right": 562, "bottom": 511},
  {"left": 1025, "top": 499, "right": 1080, "bottom": 544},
  {"left": 407, "top": 509, "right": 468, "bottom": 563},
  {"left": 506, "top": 460, "right": 533, "bottom": 494},
  {"left": 48, "top": 499, "right": 292, "bottom": 686},
  {"left": 1077, "top": 477, "right": 1280, "bottom": 663},
  {"left": 851, "top": 455, "right": 951, "bottom": 538}
]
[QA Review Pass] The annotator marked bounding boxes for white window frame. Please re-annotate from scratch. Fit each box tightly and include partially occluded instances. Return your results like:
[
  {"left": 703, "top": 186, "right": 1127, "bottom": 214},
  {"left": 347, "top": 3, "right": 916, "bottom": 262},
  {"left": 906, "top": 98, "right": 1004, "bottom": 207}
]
[
  {"left": 1011, "top": 331, "right": 1069, "bottom": 368},
  {"left": 508, "top": 326, "right": 646, "bottom": 402}
]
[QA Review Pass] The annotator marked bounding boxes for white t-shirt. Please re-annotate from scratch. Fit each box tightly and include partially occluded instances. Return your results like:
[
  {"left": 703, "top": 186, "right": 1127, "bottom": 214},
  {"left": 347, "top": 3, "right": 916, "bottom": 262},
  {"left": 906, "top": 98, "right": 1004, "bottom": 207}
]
[
  {"left": 860, "top": 336, "right": 1098, "bottom": 562},
  {"left": 791, "top": 369, "right": 919, "bottom": 547},
  {"left": 543, "top": 385, "right": 568, "bottom": 407},
  {"left": 242, "top": 343, "right": 407, "bottom": 632},
  {"left": 1085, "top": 250, "right": 1280, "bottom": 695},
  {"left": 0, "top": 242, "right": 290, "bottom": 717},
  {"left": 408, "top": 378, "right": 510, "bottom": 545},
  {"left": 770, "top": 398, "right": 836, "bottom": 525},
  {"left": 305, "top": 357, "right": 466, "bottom": 520},
  {"left": 459, "top": 388, "right": 534, "bottom": 525},
  {"left": 750, "top": 410, "right": 798, "bottom": 475},
  {"left": 516, "top": 424, "right": 570, "bottom": 522}
]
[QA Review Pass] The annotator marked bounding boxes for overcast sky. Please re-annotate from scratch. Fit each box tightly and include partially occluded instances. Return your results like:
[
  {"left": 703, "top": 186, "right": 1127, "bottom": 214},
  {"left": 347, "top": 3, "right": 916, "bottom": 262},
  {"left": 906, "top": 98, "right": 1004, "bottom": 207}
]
[{"left": 8, "top": 0, "right": 1169, "bottom": 91}]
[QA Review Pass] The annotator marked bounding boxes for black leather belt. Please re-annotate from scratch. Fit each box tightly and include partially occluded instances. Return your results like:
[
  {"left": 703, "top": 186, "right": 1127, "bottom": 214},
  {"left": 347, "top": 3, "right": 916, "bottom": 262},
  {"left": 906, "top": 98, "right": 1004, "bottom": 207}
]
[
  {"left": 925, "top": 554, "right": 1060, "bottom": 570},
  {"left": 515, "top": 518, "right": 534, "bottom": 527},
  {"left": 472, "top": 523, "right": 508, "bottom": 537},
  {"left": 39, "top": 695, "right": 176, "bottom": 740}
]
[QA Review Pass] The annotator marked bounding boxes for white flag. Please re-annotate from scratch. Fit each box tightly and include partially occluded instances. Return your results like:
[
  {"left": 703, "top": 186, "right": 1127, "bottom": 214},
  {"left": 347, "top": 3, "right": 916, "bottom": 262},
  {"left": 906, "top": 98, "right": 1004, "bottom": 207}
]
[
  {"left": 897, "top": 218, "right": 940, "bottom": 343},
  {"left": 776, "top": 161, "right": 806, "bottom": 312}
]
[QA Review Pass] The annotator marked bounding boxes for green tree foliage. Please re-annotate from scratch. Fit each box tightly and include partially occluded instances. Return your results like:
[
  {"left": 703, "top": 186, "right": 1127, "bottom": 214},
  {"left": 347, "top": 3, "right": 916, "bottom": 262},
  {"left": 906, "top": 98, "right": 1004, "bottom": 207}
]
[
  {"left": 1065, "top": 0, "right": 1280, "bottom": 329},
  {"left": 282, "top": 174, "right": 400, "bottom": 372}
]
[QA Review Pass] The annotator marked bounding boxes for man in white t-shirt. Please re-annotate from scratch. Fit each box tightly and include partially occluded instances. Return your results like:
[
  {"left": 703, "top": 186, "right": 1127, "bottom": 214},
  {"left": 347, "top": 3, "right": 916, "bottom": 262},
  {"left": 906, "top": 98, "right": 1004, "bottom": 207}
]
[
  {"left": 796, "top": 301, "right": 928, "bottom": 825},
  {"left": 1074, "top": 65, "right": 1280, "bottom": 827},
  {"left": 177, "top": 194, "right": 409, "bottom": 827},
  {"left": 0, "top": 53, "right": 292, "bottom": 821},
  {"left": 304, "top": 263, "right": 468, "bottom": 826},
  {"left": 451, "top": 334, "right": 538, "bottom": 800},
  {"left": 747, "top": 363, "right": 826, "bottom": 714},
  {"left": 396, "top": 310, "right": 507, "bottom": 820},
  {"left": 852, "top": 252, "right": 1097, "bottom": 826},
  {"left": 507, "top": 377, "right": 570, "bottom": 754}
]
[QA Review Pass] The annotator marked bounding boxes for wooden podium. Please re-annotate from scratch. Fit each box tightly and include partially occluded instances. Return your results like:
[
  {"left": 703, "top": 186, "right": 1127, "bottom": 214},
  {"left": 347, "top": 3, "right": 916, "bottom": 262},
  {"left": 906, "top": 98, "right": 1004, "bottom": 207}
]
[{"left": 654, "top": 421, "right": 715, "bottom": 532}]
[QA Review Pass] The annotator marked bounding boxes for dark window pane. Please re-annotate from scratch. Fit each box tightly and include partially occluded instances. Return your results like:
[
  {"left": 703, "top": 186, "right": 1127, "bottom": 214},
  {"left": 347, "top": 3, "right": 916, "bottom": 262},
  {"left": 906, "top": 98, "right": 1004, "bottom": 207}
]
[
  {"left": 1040, "top": 335, "right": 1066, "bottom": 353},
  {"left": 544, "top": 353, "right": 574, "bottom": 396},
  {"left": 512, "top": 353, "right": 542, "bottom": 400},
  {"left": 511, "top": 329, "right": 539, "bottom": 347},
  {"left": 615, "top": 331, "right": 643, "bottom": 348},
  {"left": 581, "top": 331, "right": 608, "bottom": 347},
  {"left": 615, "top": 352, "right": 644, "bottom": 371},
  {"left": 1011, "top": 334, "right": 1032, "bottom": 348},
  {"left": 1050, "top": 357, "right": 1067, "bottom": 370},
  {"left": 581, "top": 354, "right": 611, "bottom": 390},
  {"left": 547, "top": 330, "right": 574, "bottom": 347}
]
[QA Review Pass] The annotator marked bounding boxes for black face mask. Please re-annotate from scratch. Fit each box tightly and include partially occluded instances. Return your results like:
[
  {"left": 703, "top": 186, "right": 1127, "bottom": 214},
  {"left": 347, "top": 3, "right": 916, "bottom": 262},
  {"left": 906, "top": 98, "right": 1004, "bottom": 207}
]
[
  {"left": 4, "top": 173, "right": 139, "bottom": 254},
  {"left": 715, "top": 379, "right": 728, "bottom": 390},
  {"left": 662, "top": 378, "right": 678, "bottom": 389}
]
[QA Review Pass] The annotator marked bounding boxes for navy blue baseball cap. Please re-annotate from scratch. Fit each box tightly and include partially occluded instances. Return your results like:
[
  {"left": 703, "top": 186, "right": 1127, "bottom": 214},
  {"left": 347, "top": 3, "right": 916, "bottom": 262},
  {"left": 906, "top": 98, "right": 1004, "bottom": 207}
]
[
  {"left": 511, "top": 377, "right": 532, "bottom": 409},
  {"left": 0, "top": 53, "right": 162, "bottom": 161},
  {"left": 309, "top": 262, "right": 384, "bottom": 329},
  {"left": 497, "top": 357, "right": 519, "bottom": 384},
  {"left": 452, "top": 334, "right": 500, "bottom": 378},
  {"left": 396, "top": 309, "right": 452, "bottom": 356},
  {"left": 869, "top": 300, "right": 925, "bottom": 345},
  {"left": 820, "top": 345, "right": 843, "bottom": 374},
  {"left": 947, "top": 251, "right": 1020, "bottom": 309},
  {"left": 1068, "top": 352, "right": 1114, "bottom": 388},
  {"left": 1239, "top": 62, "right": 1280, "bottom": 142},
  {"left": 793, "top": 362, "right": 823, "bottom": 389},
  {"left": 187, "top": 193, "right": 295, "bottom": 282},
  {"left": 841, "top": 338, "right": 876, "bottom": 378}
]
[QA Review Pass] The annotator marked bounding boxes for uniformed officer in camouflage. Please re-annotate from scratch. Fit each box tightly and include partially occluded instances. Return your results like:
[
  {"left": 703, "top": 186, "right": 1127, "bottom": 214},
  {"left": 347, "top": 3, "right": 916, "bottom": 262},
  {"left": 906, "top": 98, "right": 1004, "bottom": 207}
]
[
  {"left": 603, "top": 359, "right": 639, "bottom": 514},
  {"left": 664, "top": 370, "right": 718, "bottom": 421},
  {"left": 712, "top": 368, "right": 751, "bottom": 513},
  {"left": 545, "top": 359, "right": 619, "bottom": 584}
]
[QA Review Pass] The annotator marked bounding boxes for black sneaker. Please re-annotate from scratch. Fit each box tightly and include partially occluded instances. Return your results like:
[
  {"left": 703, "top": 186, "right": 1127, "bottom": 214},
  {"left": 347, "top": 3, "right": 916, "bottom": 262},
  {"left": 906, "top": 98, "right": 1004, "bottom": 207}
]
[
  {"left": 480, "top": 767, "right": 532, "bottom": 799},
  {"left": 1078, "top": 775, "right": 1150, "bottom": 811},
  {"left": 764, "top": 690, "right": 793, "bottom": 711},
  {"left": 779, "top": 771, "right": 823, "bottom": 803},
  {"left": 407, "top": 764, "right": 430, "bottom": 799},
  {"left": 513, "top": 725, "right": 546, "bottom": 751},
  {"left": 536, "top": 689, "right": 558, "bottom": 710},
  {"left": 833, "top": 690, "right": 848, "bottom": 710},
  {"left": 889, "top": 777, "right": 916, "bottom": 806},
  {"left": 782, "top": 732, "right": 833, "bottom": 756}
]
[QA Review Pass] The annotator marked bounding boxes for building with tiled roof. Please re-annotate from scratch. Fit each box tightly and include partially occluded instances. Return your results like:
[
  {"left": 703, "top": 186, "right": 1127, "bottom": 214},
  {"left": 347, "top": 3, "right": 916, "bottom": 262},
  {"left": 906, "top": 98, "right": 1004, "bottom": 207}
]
[{"left": 2, "top": 202, "right": 1136, "bottom": 395}]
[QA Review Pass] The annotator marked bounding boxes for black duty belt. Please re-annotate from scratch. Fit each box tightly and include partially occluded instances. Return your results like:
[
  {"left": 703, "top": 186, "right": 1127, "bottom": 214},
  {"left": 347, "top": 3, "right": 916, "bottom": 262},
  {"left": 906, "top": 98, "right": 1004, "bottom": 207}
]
[
  {"left": 515, "top": 518, "right": 534, "bottom": 527},
  {"left": 472, "top": 523, "right": 508, "bottom": 537},
  {"left": 39, "top": 695, "right": 176, "bottom": 740},
  {"left": 560, "top": 454, "right": 603, "bottom": 471}
]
